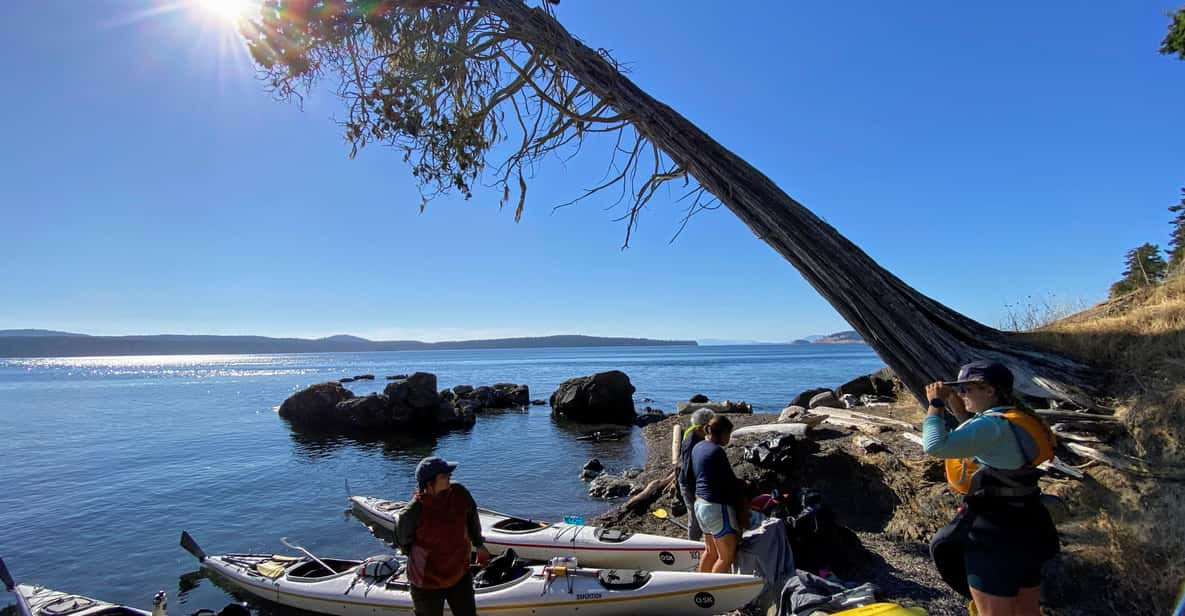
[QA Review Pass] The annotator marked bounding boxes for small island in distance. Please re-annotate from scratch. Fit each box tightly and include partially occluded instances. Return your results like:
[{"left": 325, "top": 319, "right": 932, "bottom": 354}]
[{"left": 0, "top": 330, "right": 696, "bottom": 358}]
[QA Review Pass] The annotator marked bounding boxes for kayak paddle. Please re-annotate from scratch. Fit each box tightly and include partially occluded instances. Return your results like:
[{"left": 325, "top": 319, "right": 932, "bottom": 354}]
[{"left": 650, "top": 508, "right": 688, "bottom": 531}]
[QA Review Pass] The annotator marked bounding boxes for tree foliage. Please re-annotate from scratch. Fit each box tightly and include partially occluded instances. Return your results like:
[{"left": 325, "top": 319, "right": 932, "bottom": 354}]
[
  {"left": 1169, "top": 189, "right": 1185, "bottom": 272},
  {"left": 240, "top": 0, "right": 706, "bottom": 240},
  {"left": 1162, "top": 7, "right": 1185, "bottom": 60},
  {"left": 1110, "top": 243, "right": 1168, "bottom": 297}
]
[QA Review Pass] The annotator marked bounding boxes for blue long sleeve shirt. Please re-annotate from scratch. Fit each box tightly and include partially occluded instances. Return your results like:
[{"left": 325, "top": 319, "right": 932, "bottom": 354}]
[
  {"left": 922, "top": 407, "right": 1026, "bottom": 470},
  {"left": 692, "top": 440, "right": 741, "bottom": 504}
]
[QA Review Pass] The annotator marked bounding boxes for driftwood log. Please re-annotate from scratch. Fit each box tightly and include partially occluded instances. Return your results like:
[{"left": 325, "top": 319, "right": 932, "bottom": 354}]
[
  {"left": 822, "top": 416, "right": 893, "bottom": 434},
  {"left": 624, "top": 470, "right": 676, "bottom": 513},
  {"left": 1051, "top": 424, "right": 1107, "bottom": 444},
  {"left": 732, "top": 423, "right": 811, "bottom": 438},
  {"left": 1036, "top": 409, "right": 1120, "bottom": 422},
  {"left": 1039, "top": 457, "right": 1087, "bottom": 479},
  {"left": 812, "top": 407, "right": 918, "bottom": 433}
]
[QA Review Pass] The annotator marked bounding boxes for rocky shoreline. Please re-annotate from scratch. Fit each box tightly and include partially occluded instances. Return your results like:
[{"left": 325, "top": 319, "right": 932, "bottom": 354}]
[{"left": 589, "top": 412, "right": 967, "bottom": 615}]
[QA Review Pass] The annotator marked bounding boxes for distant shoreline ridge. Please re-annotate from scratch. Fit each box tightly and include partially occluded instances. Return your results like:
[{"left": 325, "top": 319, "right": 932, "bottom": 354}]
[{"left": 0, "top": 331, "right": 697, "bottom": 358}]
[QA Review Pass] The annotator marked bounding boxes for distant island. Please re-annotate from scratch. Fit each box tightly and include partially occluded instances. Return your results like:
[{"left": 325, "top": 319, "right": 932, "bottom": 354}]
[
  {"left": 0, "top": 330, "right": 697, "bottom": 358},
  {"left": 812, "top": 330, "right": 865, "bottom": 344},
  {"left": 698, "top": 332, "right": 867, "bottom": 345}
]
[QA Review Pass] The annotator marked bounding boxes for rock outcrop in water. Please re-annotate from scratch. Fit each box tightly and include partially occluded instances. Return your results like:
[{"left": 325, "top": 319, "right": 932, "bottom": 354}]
[
  {"left": 549, "top": 370, "right": 636, "bottom": 425},
  {"left": 441, "top": 383, "right": 531, "bottom": 414},
  {"left": 278, "top": 372, "right": 474, "bottom": 431}
]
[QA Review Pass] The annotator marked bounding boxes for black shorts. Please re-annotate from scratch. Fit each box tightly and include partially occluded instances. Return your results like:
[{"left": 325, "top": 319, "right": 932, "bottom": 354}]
[
  {"left": 964, "top": 543, "right": 1044, "bottom": 597},
  {"left": 963, "top": 498, "right": 1058, "bottom": 597}
]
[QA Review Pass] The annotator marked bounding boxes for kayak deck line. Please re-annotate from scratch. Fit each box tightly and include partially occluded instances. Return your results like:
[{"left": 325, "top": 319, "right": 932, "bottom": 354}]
[
  {"left": 208, "top": 562, "right": 762, "bottom": 613},
  {"left": 483, "top": 539, "right": 701, "bottom": 552},
  {"left": 474, "top": 578, "right": 765, "bottom": 611}
]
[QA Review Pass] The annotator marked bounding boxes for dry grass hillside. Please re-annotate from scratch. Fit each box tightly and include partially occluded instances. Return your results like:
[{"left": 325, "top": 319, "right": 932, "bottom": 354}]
[{"left": 1015, "top": 273, "right": 1185, "bottom": 614}]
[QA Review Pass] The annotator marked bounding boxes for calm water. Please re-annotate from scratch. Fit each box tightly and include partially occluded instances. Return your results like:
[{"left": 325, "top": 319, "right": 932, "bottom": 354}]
[{"left": 0, "top": 344, "right": 880, "bottom": 613}]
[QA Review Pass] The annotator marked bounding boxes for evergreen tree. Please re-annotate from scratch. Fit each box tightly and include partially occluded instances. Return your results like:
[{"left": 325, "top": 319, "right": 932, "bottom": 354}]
[
  {"left": 1162, "top": 7, "right": 1185, "bottom": 59},
  {"left": 1110, "top": 243, "right": 1168, "bottom": 297},
  {"left": 1168, "top": 189, "right": 1185, "bottom": 272}
]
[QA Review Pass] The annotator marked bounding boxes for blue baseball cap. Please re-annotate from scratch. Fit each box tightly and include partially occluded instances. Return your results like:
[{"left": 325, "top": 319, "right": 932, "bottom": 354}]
[{"left": 415, "top": 456, "right": 458, "bottom": 484}]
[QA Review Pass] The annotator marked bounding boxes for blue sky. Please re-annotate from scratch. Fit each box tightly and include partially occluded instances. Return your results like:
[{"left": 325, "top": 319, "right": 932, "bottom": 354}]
[{"left": 1, "top": 1, "right": 1182, "bottom": 342}]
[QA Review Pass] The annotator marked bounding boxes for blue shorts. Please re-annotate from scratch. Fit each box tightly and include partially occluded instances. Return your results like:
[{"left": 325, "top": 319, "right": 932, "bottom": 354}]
[{"left": 694, "top": 498, "right": 739, "bottom": 538}]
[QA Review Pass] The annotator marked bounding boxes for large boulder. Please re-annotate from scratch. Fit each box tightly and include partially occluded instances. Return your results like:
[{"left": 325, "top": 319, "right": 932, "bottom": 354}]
[
  {"left": 588, "top": 474, "right": 636, "bottom": 499},
  {"left": 809, "top": 390, "right": 840, "bottom": 409},
  {"left": 550, "top": 371, "right": 637, "bottom": 425},
  {"left": 278, "top": 373, "right": 468, "bottom": 432},
  {"left": 869, "top": 367, "right": 898, "bottom": 397},
  {"left": 451, "top": 382, "right": 531, "bottom": 412},
  {"left": 836, "top": 368, "right": 899, "bottom": 400},
  {"left": 494, "top": 383, "right": 531, "bottom": 407},
  {"left": 333, "top": 394, "right": 391, "bottom": 429},
  {"left": 384, "top": 372, "right": 440, "bottom": 412},
  {"left": 789, "top": 387, "right": 832, "bottom": 408},
  {"left": 676, "top": 400, "right": 753, "bottom": 415},
  {"left": 433, "top": 400, "right": 476, "bottom": 428},
  {"left": 278, "top": 382, "right": 355, "bottom": 426},
  {"left": 835, "top": 375, "right": 878, "bottom": 399}
]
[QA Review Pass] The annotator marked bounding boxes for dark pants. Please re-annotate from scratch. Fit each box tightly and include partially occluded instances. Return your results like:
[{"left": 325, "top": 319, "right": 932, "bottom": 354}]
[
  {"left": 682, "top": 490, "right": 703, "bottom": 541},
  {"left": 410, "top": 572, "right": 476, "bottom": 616}
]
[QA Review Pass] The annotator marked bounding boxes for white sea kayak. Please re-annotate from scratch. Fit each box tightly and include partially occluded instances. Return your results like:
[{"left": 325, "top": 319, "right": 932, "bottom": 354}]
[
  {"left": 1, "top": 556, "right": 157, "bottom": 616},
  {"left": 179, "top": 532, "right": 762, "bottom": 616},
  {"left": 349, "top": 495, "right": 704, "bottom": 571}
]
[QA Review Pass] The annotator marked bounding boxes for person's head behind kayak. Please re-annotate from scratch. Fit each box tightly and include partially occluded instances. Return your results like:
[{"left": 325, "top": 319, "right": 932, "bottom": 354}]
[{"left": 416, "top": 456, "right": 458, "bottom": 496}]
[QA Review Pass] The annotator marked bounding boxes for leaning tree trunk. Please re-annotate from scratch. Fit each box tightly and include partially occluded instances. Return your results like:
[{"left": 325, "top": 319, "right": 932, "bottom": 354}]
[{"left": 488, "top": 0, "right": 1095, "bottom": 406}]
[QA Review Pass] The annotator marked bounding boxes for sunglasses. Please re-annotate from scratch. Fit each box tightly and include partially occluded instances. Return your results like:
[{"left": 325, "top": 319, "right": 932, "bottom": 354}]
[{"left": 955, "top": 383, "right": 989, "bottom": 394}]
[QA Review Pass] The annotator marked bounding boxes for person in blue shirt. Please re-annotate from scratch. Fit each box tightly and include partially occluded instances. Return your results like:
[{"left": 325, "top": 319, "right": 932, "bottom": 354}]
[
  {"left": 691, "top": 415, "right": 748, "bottom": 573},
  {"left": 678, "top": 408, "right": 715, "bottom": 541},
  {"left": 923, "top": 361, "right": 1058, "bottom": 616}
]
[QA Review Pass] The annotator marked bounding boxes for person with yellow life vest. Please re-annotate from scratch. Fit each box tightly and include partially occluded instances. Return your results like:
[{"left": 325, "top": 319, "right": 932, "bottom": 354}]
[{"left": 922, "top": 361, "right": 1059, "bottom": 616}]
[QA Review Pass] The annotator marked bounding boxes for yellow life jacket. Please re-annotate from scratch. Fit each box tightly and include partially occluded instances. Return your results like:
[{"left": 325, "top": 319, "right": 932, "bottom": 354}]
[{"left": 944, "top": 408, "right": 1055, "bottom": 496}]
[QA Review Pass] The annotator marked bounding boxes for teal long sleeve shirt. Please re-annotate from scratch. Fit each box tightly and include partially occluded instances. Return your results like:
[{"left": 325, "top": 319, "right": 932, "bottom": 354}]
[{"left": 922, "top": 407, "right": 1025, "bottom": 470}]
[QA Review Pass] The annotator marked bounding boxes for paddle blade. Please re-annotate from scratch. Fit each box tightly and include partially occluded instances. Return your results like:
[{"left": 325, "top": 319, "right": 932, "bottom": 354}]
[
  {"left": 651, "top": 508, "right": 669, "bottom": 520},
  {"left": 179, "top": 531, "right": 207, "bottom": 562},
  {"left": 0, "top": 557, "right": 15, "bottom": 592}
]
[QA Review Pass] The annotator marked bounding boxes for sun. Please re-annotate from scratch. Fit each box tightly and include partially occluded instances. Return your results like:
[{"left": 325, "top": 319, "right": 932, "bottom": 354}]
[{"left": 195, "top": 0, "right": 256, "bottom": 25}]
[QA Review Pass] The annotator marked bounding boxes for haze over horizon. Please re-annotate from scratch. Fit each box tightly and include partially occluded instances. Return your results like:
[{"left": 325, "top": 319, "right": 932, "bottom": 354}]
[{"left": 2, "top": 2, "right": 1181, "bottom": 343}]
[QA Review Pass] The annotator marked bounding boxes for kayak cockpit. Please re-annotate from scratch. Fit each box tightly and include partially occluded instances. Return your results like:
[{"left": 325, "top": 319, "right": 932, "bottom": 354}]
[
  {"left": 286, "top": 559, "right": 362, "bottom": 581},
  {"left": 472, "top": 550, "right": 532, "bottom": 592},
  {"left": 24, "top": 595, "right": 143, "bottom": 616},
  {"left": 597, "top": 569, "right": 651, "bottom": 591},
  {"left": 489, "top": 517, "right": 549, "bottom": 533},
  {"left": 593, "top": 528, "right": 633, "bottom": 544}
]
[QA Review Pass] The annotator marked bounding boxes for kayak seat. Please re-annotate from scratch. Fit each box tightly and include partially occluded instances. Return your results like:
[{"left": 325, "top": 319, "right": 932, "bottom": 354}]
[
  {"left": 594, "top": 527, "right": 632, "bottom": 543},
  {"left": 474, "top": 549, "right": 530, "bottom": 588},
  {"left": 596, "top": 569, "right": 651, "bottom": 591},
  {"left": 491, "top": 517, "right": 549, "bottom": 532}
]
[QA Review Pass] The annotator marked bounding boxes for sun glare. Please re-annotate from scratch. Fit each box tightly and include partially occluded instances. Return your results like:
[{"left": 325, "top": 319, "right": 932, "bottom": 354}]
[{"left": 196, "top": 0, "right": 256, "bottom": 24}]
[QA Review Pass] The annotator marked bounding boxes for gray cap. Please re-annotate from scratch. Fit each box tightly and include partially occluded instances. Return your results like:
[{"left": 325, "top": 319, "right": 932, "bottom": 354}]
[
  {"left": 415, "top": 456, "right": 458, "bottom": 484},
  {"left": 690, "top": 408, "right": 715, "bottom": 427}
]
